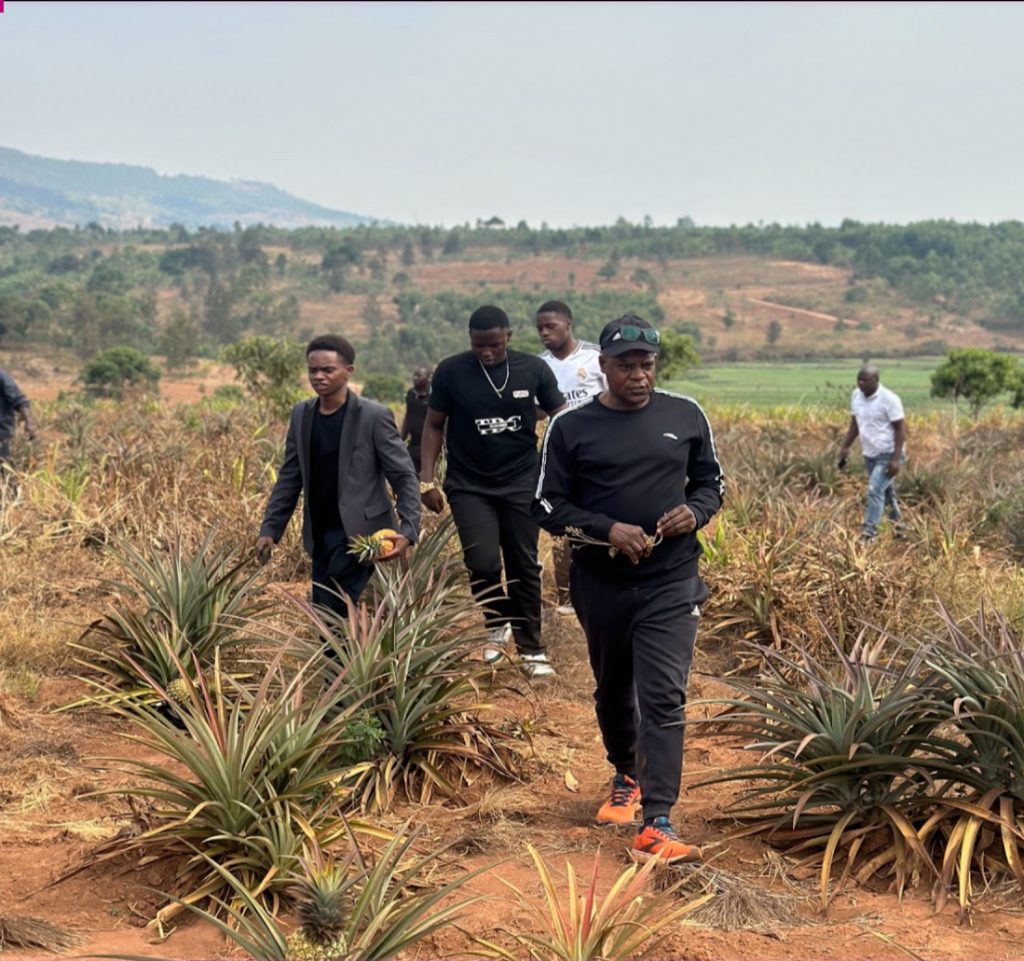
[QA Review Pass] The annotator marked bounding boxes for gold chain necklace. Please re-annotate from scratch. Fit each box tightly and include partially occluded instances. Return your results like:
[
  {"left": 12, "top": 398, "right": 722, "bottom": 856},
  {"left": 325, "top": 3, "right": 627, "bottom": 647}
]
[{"left": 478, "top": 357, "right": 510, "bottom": 398}]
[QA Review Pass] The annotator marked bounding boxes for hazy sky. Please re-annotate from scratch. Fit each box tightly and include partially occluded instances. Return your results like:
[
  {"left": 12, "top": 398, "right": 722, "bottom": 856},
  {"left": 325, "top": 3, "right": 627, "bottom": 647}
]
[{"left": 3, "top": 1, "right": 1024, "bottom": 227}]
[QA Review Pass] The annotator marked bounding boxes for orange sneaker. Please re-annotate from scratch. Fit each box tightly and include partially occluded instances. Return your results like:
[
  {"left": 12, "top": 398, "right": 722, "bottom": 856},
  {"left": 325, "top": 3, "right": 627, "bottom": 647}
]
[
  {"left": 595, "top": 774, "right": 642, "bottom": 825},
  {"left": 631, "top": 817, "right": 702, "bottom": 864}
]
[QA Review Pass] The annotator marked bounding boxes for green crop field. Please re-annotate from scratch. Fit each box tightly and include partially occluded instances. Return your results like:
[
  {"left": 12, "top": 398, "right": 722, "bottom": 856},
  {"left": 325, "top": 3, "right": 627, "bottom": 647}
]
[{"left": 669, "top": 356, "right": 1017, "bottom": 412}]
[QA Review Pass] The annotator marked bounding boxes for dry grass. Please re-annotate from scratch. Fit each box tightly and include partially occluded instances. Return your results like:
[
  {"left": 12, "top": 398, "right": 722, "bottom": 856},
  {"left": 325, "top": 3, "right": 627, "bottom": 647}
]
[
  {"left": 659, "top": 857, "right": 813, "bottom": 932},
  {"left": 0, "top": 914, "right": 84, "bottom": 952}
]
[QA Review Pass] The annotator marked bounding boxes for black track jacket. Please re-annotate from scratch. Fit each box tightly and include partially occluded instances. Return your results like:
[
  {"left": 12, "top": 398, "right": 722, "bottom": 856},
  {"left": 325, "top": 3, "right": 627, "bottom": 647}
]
[{"left": 533, "top": 389, "right": 724, "bottom": 580}]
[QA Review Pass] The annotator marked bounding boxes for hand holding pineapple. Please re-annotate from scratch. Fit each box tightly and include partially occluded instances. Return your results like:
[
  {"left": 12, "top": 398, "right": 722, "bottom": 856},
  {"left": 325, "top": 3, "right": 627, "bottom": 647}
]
[{"left": 347, "top": 528, "right": 410, "bottom": 565}]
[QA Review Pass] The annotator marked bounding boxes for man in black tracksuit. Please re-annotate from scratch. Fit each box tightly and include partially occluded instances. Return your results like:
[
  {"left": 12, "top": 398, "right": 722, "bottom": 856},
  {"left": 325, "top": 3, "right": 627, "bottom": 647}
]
[{"left": 534, "top": 314, "right": 723, "bottom": 864}]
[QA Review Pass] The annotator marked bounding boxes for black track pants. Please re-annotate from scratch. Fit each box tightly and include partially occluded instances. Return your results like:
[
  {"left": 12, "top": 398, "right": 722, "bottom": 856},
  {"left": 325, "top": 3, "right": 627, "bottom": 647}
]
[
  {"left": 571, "top": 564, "right": 707, "bottom": 821},
  {"left": 447, "top": 487, "right": 544, "bottom": 655}
]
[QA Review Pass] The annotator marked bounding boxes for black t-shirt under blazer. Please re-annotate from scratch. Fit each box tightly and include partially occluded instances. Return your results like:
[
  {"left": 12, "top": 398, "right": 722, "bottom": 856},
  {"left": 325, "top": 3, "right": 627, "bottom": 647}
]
[
  {"left": 429, "top": 349, "right": 564, "bottom": 491},
  {"left": 534, "top": 389, "right": 724, "bottom": 580}
]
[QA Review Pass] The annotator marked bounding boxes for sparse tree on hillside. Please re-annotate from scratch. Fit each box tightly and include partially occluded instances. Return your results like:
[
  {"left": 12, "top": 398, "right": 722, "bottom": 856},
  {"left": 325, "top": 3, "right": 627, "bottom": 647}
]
[
  {"left": 656, "top": 330, "right": 701, "bottom": 384},
  {"left": 442, "top": 230, "right": 464, "bottom": 256},
  {"left": 68, "top": 290, "right": 151, "bottom": 359},
  {"left": 362, "top": 294, "right": 384, "bottom": 327},
  {"left": 766, "top": 319, "right": 783, "bottom": 345},
  {"left": 238, "top": 227, "right": 269, "bottom": 275},
  {"left": 930, "top": 347, "right": 1018, "bottom": 418},
  {"left": 203, "top": 281, "right": 240, "bottom": 344},
  {"left": 1010, "top": 366, "right": 1024, "bottom": 409},
  {"left": 221, "top": 335, "right": 305, "bottom": 421},
  {"left": 159, "top": 310, "right": 200, "bottom": 372}
]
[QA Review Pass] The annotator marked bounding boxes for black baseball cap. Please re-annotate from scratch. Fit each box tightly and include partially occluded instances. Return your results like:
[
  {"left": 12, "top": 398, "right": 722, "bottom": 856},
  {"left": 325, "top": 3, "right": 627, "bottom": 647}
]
[{"left": 598, "top": 315, "right": 661, "bottom": 356}]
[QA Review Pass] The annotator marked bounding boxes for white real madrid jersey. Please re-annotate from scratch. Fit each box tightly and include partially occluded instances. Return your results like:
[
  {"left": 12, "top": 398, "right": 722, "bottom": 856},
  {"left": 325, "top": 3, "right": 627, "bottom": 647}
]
[{"left": 539, "top": 341, "right": 606, "bottom": 408}]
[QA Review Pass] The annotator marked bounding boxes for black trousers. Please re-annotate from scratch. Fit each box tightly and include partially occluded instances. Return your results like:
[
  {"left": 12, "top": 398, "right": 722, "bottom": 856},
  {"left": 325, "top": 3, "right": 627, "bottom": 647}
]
[
  {"left": 0, "top": 438, "right": 15, "bottom": 491},
  {"left": 311, "top": 528, "right": 373, "bottom": 617},
  {"left": 571, "top": 564, "right": 707, "bottom": 821},
  {"left": 447, "top": 486, "right": 544, "bottom": 655}
]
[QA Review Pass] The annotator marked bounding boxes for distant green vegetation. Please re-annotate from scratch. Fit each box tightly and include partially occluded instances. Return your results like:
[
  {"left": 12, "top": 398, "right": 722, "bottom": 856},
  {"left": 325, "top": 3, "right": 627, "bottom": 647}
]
[
  {"left": 3, "top": 220, "right": 1024, "bottom": 378},
  {"left": 670, "top": 357, "right": 1023, "bottom": 412}
]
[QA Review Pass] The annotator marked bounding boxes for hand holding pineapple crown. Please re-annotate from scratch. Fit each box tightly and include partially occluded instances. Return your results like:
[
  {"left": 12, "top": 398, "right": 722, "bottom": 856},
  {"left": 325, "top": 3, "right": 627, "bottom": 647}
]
[
  {"left": 566, "top": 504, "right": 697, "bottom": 566},
  {"left": 348, "top": 528, "right": 409, "bottom": 565}
]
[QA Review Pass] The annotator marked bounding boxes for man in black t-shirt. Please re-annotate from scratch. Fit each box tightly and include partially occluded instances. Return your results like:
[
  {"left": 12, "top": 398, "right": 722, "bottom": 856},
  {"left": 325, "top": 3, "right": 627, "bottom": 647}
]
[
  {"left": 257, "top": 335, "right": 420, "bottom": 615},
  {"left": 420, "top": 305, "right": 565, "bottom": 678},
  {"left": 534, "top": 315, "right": 723, "bottom": 864},
  {"left": 400, "top": 365, "right": 432, "bottom": 475}
]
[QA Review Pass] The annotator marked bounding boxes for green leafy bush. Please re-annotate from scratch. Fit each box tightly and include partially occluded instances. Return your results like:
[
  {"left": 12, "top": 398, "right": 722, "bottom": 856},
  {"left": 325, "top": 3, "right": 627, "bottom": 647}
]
[{"left": 81, "top": 346, "right": 160, "bottom": 399}]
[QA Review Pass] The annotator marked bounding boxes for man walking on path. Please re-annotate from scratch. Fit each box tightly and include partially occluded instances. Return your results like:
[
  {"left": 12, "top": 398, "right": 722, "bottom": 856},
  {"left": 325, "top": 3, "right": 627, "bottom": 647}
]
[
  {"left": 838, "top": 363, "right": 906, "bottom": 540},
  {"left": 535, "top": 300, "right": 605, "bottom": 616},
  {"left": 0, "top": 366, "right": 36, "bottom": 481},
  {"left": 534, "top": 314, "right": 723, "bottom": 864},
  {"left": 400, "top": 365, "right": 432, "bottom": 476},
  {"left": 420, "top": 305, "right": 565, "bottom": 678},
  {"left": 257, "top": 335, "right": 420, "bottom": 613}
]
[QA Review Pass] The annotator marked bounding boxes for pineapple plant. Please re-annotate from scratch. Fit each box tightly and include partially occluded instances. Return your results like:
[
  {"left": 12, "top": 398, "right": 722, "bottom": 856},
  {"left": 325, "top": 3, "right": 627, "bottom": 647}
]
[
  {"left": 347, "top": 528, "right": 400, "bottom": 565},
  {"left": 164, "top": 668, "right": 228, "bottom": 705},
  {"left": 286, "top": 848, "right": 354, "bottom": 954},
  {"left": 287, "top": 853, "right": 351, "bottom": 961}
]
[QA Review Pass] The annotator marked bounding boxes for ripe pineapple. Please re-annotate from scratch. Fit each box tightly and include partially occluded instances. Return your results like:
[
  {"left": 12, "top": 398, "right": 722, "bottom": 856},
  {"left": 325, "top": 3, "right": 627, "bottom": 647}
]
[
  {"left": 287, "top": 858, "right": 349, "bottom": 961},
  {"left": 347, "top": 528, "right": 399, "bottom": 564}
]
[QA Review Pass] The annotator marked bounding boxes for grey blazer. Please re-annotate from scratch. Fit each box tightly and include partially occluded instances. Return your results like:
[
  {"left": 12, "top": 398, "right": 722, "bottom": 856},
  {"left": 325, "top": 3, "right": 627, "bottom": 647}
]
[{"left": 259, "top": 392, "right": 421, "bottom": 554}]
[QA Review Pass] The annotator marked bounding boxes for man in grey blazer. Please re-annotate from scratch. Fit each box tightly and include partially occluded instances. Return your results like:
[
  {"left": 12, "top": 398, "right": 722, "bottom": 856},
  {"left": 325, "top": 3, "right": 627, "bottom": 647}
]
[{"left": 256, "top": 334, "right": 421, "bottom": 612}]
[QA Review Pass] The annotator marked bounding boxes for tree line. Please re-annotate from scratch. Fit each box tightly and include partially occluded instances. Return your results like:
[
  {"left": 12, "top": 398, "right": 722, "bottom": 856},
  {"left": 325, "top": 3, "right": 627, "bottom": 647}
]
[{"left": 2, "top": 218, "right": 1024, "bottom": 377}]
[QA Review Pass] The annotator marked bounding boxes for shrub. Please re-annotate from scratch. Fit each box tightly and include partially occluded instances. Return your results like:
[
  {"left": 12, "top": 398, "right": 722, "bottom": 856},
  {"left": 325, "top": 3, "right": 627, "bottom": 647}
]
[
  {"left": 81, "top": 346, "right": 160, "bottom": 399},
  {"left": 360, "top": 373, "right": 405, "bottom": 404}
]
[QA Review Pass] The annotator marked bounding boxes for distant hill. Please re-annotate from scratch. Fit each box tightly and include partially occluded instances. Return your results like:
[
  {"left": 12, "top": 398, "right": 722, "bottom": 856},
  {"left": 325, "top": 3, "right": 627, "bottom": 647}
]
[{"left": 0, "top": 146, "right": 379, "bottom": 229}]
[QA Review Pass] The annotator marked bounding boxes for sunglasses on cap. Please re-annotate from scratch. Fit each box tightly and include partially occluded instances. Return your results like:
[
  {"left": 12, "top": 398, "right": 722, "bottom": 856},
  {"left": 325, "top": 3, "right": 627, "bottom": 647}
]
[{"left": 609, "top": 325, "right": 661, "bottom": 345}]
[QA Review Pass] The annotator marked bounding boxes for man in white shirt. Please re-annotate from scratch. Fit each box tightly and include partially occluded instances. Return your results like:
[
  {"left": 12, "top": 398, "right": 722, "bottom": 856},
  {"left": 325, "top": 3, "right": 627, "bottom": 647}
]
[
  {"left": 536, "top": 300, "right": 607, "bottom": 613},
  {"left": 838, "top": 364, "right": 907, "bottom": 540}
]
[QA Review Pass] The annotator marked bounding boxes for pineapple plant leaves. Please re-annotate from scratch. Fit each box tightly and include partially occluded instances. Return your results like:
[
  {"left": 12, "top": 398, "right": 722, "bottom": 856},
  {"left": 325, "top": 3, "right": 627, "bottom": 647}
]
[
  {"left": 72, "top": 530, "right": 269, "bottom": 702},
  {"left": 692, "top": 629, "right": 956, "bottom": 910},
  {"left": 287, "top": 517, "right": 524, "bottom": 810}
]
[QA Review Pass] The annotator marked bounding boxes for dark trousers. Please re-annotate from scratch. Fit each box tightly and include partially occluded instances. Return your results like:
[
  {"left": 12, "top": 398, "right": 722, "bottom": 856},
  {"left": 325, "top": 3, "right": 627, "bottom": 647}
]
[
  {"left": 311, "top": 528, "right": 373, "bottom": 618},
  {"left": 571, "top": 564, "right": 707, "bottom": 821},
  {"left": 552, "top": 537, "right": 572, "bottom": 606},
  {"left": 447, "top": 486, "right": 544, "bottom": 655},
  {"left": 0, "top": 438, "right": 15, "bottom": 492}
]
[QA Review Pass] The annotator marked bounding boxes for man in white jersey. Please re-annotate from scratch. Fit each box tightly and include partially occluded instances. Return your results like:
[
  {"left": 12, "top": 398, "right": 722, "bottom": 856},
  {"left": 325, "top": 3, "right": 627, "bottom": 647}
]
[
  {"left": 536, "top": 300, "right": 606, "bottom": 614},
  {"left": 837, "top": 363, "right": 907, "bottom": 540}
]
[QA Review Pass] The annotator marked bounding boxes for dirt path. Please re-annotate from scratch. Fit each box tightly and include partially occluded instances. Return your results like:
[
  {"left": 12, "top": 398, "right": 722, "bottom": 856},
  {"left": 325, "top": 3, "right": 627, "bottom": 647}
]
[
  {"left": 2, "top": 619, "right": 1024, "bottom": 960},
  {"left": 746, "top": 298, "right": 840, "bottom": 325}
]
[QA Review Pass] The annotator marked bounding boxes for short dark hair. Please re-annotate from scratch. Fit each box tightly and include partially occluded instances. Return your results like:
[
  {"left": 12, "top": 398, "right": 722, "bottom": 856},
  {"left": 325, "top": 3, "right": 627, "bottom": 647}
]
[
  {"left": 536, "top": 300, "right": 573, "bottom": 322},
  {"left": 468, "top": 305, "right": 510, "bottom": 331},
  {"left": 306, "top": 334, "right": 355, "bottom": 365}
]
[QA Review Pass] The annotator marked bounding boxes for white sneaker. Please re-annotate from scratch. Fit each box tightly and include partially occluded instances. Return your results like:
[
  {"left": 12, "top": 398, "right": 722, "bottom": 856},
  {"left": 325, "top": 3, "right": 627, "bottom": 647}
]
[
  {"left": 555, "top": 604, "right": 575, "bottom": 616},
  {"left": 520, "top": 653, "right": 556, "bottom": 679},
  {"left": 483, "top": 624, "right": 512, "bottom": 664}
]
